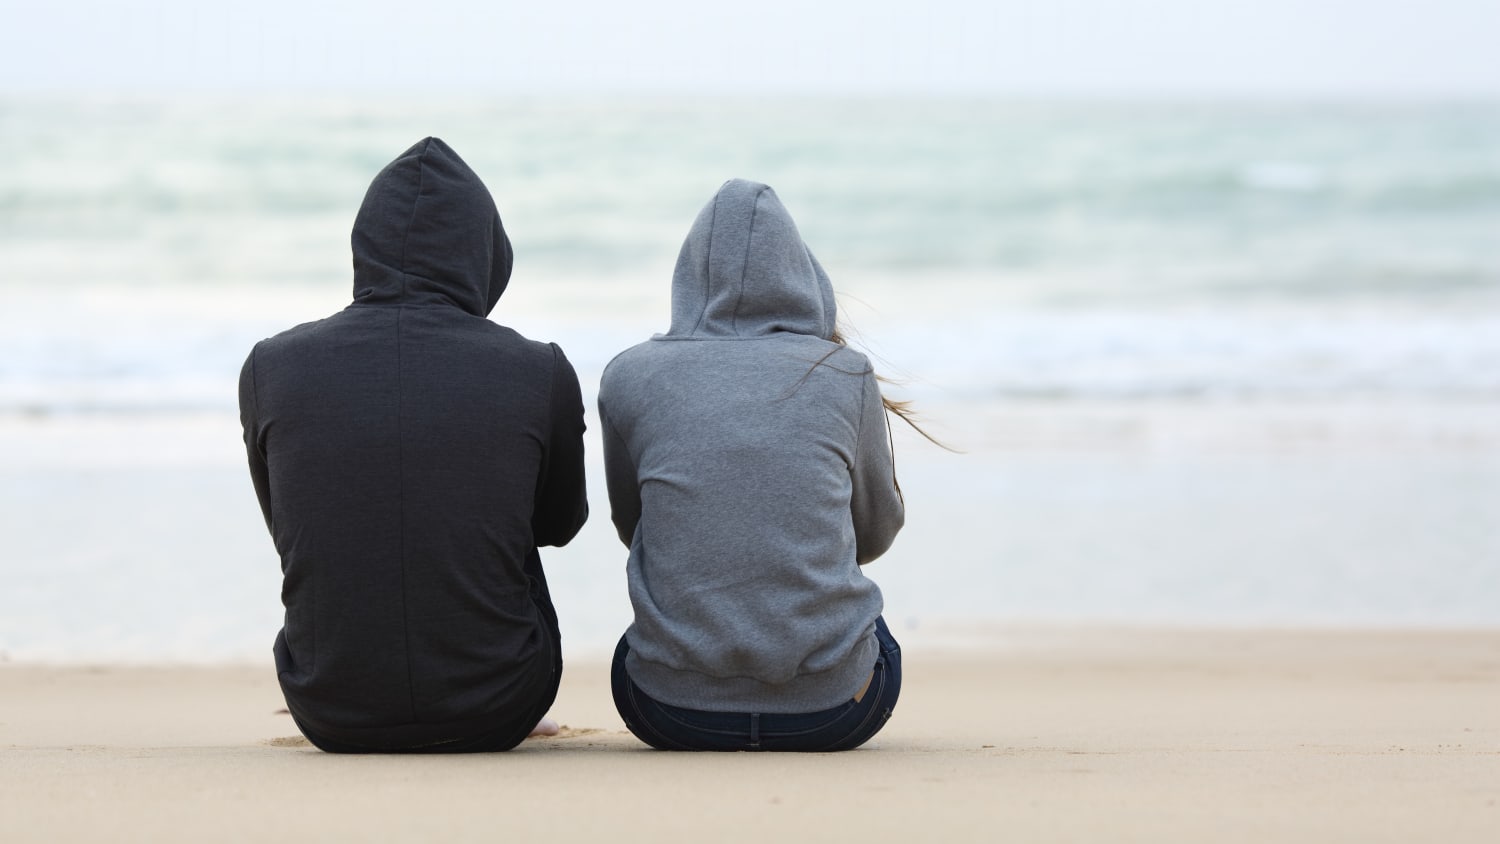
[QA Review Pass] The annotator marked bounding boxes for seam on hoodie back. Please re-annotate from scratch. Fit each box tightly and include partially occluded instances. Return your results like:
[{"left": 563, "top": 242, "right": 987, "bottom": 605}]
[
  {"left": 246, "top": 345, "right": 261, "bottom": 449},
  {"left": 689, "top": 191, "right": 720, "bottom": 336},
  {"left": 246, "top": 346, "right": 275, "bottom": 534},
  {"left": 730, "top": 185, "right": 769, "bottom": 337},
  {"left": 855, "top": 367, "right": 868, "bottom": 454},
  {"left": 393, "top": 142, "right": 431, "bottom": 720},
  {"left": 395, "top": 140, "right": 431, "bottom": 301},
  {"left": 534, "top": 342, "right": 560, "bottom": 513},
  {"left": 395, "top": 296, "right": 416, "bottom": 721}
]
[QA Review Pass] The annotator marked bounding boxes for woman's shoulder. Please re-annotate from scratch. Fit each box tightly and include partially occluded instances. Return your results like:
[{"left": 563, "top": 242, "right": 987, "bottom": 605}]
[
  {"left": 824, "top": 341, "right": 872, "bottom": 370},
  {"left": 600, "top": 338, "right": 658, "bottom": 377}
]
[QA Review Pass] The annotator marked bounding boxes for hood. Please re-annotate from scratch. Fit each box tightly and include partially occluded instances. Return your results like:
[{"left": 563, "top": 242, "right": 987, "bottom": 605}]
[
  {"left": 350, "top": 137, "right": 512, "bottom": 317},
  {"left": 667, "top": 179, "right": 836, "bottom": 339}
]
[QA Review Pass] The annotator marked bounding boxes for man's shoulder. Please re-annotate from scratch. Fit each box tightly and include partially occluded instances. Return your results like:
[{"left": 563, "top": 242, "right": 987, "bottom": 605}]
[
  {"left": 476, "top": 320, "right": 568, "bottom": 369},
  {"left": 248, "top": 313, "right": 338, "bottom": 359},
  {"left": 474, "top": 317, "right": 546, "bottom": 346}
]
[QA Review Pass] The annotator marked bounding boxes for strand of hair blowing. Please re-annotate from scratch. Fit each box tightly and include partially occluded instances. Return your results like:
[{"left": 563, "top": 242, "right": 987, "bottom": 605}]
[{"left": 824, "top": 326, "right": 956, "bottom": 451}]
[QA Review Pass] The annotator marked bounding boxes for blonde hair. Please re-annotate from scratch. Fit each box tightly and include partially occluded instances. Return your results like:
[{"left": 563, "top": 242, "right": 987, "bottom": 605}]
[{"left": 827, "top": 327, "right": 951, "bottom": 451}]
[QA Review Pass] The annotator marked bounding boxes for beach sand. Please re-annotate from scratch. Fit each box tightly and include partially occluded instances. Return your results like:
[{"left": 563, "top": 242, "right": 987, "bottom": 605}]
[{"left": 3, "top": 628, "right": 1496, "bottom": 842}]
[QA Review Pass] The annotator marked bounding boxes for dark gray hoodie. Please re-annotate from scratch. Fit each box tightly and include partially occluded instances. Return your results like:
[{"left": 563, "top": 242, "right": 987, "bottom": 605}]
[
  {"left": 599, "top": 179, "right": 904, "bottom": 713},
  {"left": 239, "top": 138, "right": 587, "bottom": 748}
]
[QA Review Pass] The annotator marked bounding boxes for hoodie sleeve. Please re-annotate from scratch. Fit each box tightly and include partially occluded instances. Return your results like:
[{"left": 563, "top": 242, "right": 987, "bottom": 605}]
[
  {"left": 238, "top": 347, "right": 274, "bottom": 534},
  {"left": 598, "top": 399, "right": 641, "bottom": 548},
  {"left": 531, "top": 344, "right": 589, "bottom": 548},
  {"left": 851, "top": 370, "right": 905, "bottom": 564}
]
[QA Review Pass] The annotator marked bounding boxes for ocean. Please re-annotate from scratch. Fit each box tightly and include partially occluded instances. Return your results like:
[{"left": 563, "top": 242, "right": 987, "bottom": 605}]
[{"left": 2, "top": 96, "right": 1498, "bottom": 660}]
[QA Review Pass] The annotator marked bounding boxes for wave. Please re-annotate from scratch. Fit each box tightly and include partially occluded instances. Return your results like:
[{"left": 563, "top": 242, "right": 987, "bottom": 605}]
[{"left": 3, "top": 291, "right": 1496, "bottom": 417}]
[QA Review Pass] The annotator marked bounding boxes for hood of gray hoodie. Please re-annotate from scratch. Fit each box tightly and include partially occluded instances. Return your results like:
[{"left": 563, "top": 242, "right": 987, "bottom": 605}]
[{"left": 666, "top": 179, "right": 837, "bottom": 340}]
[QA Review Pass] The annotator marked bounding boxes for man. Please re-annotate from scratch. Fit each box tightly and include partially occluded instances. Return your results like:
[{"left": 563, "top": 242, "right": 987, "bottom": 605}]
[{"left": 238, "top": 138, "right": 587, "bottom": 752}]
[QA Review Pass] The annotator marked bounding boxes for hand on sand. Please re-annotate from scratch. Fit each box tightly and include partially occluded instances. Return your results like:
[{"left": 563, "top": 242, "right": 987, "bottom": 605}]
[{"left": 527, "top": 716, "right": 560, "bottom": 738}]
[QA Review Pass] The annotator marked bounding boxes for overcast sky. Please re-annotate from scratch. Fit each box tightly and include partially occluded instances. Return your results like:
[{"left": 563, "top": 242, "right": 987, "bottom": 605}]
[{"left": 3, "top": 0, "right": 1497, "bottom": 98}]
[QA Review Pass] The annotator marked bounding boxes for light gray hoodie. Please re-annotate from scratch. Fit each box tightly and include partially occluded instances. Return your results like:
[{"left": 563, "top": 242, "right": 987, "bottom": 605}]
[{"left": 598, "top": 179, "right": 904, "bottom": 713}]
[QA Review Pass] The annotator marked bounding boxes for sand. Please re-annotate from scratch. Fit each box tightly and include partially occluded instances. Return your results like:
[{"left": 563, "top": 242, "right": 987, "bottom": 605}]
[{"left": 2, "top": 628, "right": 1497, "bottom": 843}]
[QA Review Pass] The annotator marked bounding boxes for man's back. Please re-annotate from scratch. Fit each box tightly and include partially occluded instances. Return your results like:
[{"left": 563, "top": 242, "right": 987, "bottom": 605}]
[{"left": 239, "top": 138, "right": 586, "bottom": 750}]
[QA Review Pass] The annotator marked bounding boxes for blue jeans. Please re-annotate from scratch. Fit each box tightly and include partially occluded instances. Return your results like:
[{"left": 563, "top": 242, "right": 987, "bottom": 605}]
[{"left": 611, "top": 617, "right": 901, "bottom": 752}]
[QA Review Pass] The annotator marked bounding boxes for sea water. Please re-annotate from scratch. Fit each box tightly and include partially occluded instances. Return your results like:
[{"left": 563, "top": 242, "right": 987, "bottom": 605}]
[{"left": 2, "top": 96, "right": 1498, "bottom": 660}]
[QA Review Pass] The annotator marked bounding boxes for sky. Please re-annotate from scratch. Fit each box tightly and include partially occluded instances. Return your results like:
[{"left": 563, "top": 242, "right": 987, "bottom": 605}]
[{"left": 2, "top": 0, "right": 1498, "bottom": 98}]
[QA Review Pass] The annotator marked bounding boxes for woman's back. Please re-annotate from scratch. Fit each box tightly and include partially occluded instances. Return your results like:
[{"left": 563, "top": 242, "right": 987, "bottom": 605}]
[{"left": 598, "top": 180, "right": 903, "bottom": 715}]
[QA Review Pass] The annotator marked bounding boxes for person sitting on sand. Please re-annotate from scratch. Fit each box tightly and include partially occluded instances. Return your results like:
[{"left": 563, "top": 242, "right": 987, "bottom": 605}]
[
  {"left": 598, "top": 179, "right": 922, "bottom": 751},
  {"left": 237, "top": 137, "right": 587, "bottom": 752}
]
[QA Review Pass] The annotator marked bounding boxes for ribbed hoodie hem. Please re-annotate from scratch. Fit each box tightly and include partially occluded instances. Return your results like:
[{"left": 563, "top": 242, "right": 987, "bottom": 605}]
[{"left": 624, "top": 629, "right": 878, "bottom": 715}]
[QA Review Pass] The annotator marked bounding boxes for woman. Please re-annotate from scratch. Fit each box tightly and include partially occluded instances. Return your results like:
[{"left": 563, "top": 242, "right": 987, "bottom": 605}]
[{"left": 598, "top": 179, "right": 908, "bottom": 751}]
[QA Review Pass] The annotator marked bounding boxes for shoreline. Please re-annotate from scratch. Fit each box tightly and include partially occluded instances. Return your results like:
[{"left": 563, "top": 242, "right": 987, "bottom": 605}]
[{"left": 5, "top": 627, "right": 1497, "bottom": 842}]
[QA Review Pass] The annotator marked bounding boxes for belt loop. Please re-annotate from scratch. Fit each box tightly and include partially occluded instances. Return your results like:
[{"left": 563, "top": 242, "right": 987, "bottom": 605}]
[{"left": 749, "top": 713, "right": 761, "bottom": 749}]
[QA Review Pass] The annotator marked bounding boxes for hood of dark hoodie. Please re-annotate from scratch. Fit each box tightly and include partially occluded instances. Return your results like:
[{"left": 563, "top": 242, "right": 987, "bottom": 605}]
[
  {"left": 667, "top": 179, "right": 837, "bottom": 340},
  {"left": 350, "top": 137, "right": 512, "bottom": 317}
]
